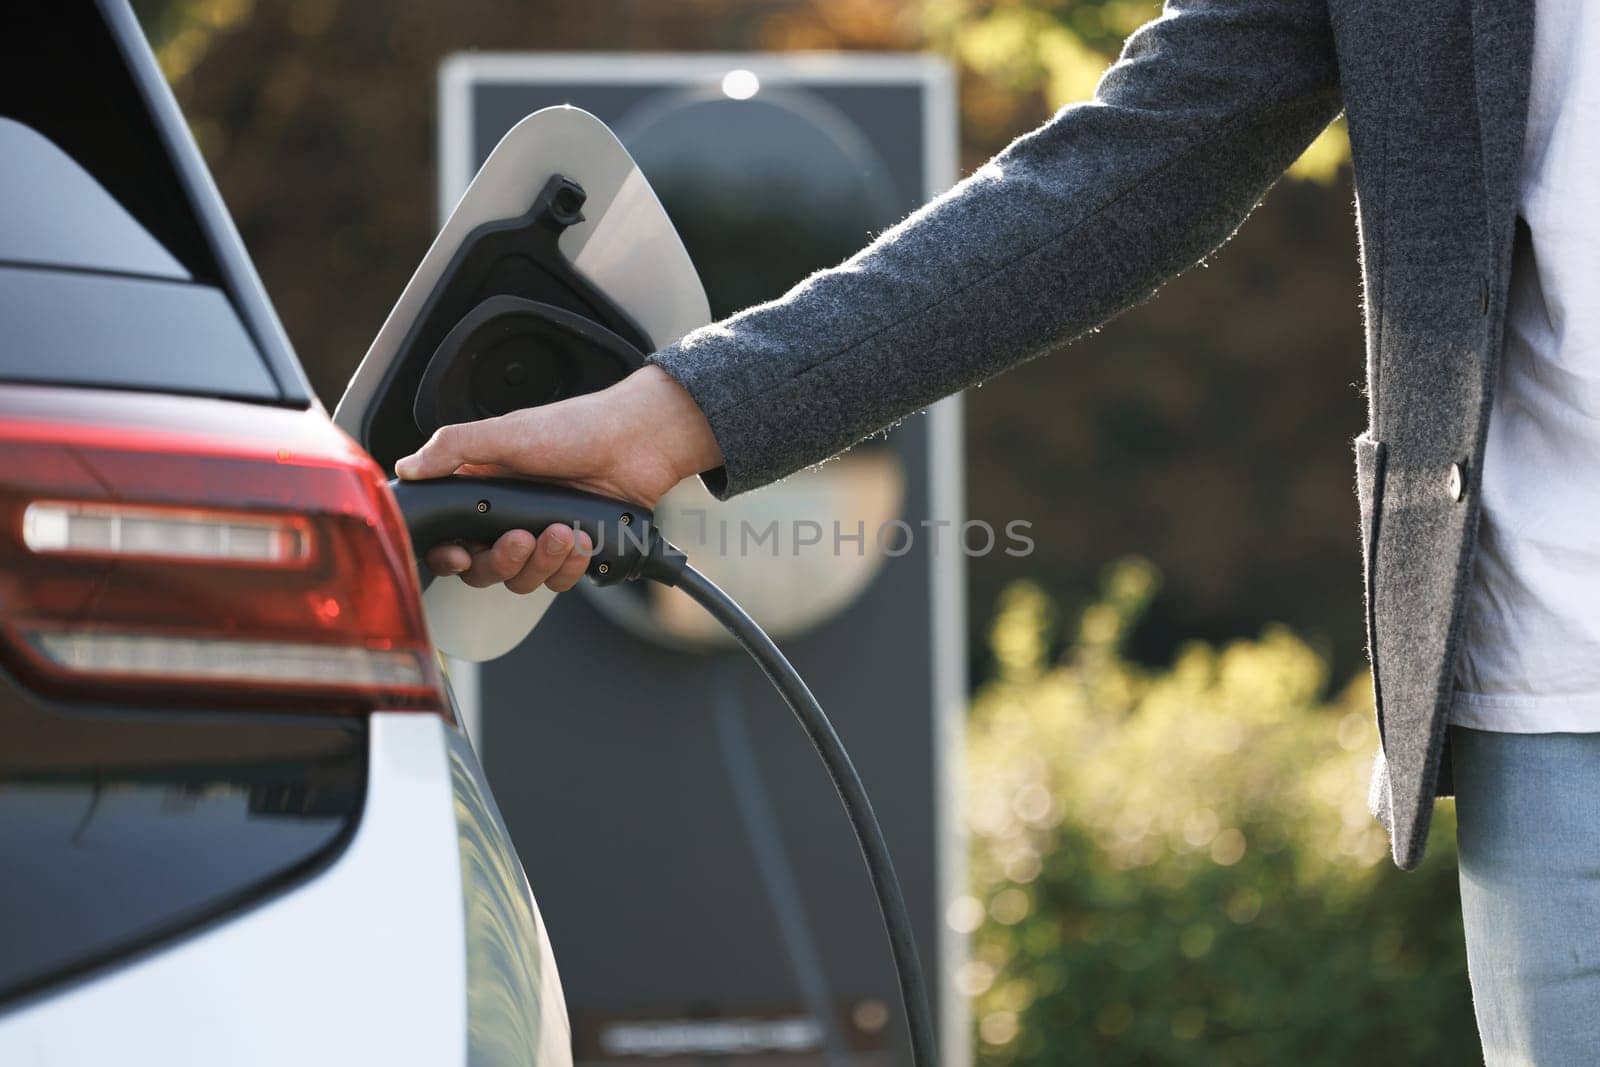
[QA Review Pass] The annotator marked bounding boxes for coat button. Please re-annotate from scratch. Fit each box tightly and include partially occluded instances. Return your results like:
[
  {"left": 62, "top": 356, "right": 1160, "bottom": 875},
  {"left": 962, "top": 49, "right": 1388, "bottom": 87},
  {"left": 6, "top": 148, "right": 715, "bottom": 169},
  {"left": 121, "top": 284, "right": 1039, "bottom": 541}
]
[{"left": 1448, "top": 462, "right": 1465, "bottom": 501}]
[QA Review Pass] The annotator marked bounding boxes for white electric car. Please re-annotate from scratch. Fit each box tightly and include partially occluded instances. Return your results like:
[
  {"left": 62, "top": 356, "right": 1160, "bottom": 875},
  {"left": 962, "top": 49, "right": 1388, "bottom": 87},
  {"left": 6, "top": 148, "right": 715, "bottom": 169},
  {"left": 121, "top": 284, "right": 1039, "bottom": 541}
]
[{"left": 0, "top": 4, "right": 707, "bottom": 1063}]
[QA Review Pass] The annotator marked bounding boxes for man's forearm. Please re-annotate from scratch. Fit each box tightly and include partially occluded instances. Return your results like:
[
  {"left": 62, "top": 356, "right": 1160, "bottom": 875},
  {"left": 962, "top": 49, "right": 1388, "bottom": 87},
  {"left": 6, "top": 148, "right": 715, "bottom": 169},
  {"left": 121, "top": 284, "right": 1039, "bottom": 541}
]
[{"left": 649, "top": 0, "right": 1341, "bottom": 498}]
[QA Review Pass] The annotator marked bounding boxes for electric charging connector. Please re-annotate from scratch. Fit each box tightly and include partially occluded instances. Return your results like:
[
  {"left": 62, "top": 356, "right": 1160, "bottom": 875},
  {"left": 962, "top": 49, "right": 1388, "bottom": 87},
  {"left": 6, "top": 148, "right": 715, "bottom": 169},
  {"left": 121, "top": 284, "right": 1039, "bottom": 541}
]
[{"left": 392, "top": 476, "right": 939, "bottom": 1067}]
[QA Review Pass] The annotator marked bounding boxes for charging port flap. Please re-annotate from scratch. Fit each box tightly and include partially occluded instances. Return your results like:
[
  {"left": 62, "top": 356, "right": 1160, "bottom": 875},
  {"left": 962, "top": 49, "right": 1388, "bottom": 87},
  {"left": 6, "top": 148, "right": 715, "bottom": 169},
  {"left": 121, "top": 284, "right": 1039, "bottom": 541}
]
[{"left": 334, "top": 107, "right": 710, "bottom": 661}]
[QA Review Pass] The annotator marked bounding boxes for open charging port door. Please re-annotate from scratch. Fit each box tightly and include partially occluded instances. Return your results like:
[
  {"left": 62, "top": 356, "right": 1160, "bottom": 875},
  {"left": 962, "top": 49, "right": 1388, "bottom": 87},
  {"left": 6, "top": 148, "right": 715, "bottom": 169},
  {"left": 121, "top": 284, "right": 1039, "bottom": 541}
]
[{"left": 334, "top": 106, "right": 710, "bottom": 661}]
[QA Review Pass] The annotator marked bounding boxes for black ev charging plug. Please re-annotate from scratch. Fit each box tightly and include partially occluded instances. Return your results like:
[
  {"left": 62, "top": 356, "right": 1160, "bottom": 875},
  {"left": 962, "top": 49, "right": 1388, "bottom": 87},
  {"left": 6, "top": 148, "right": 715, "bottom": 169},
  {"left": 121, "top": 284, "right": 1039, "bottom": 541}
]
[
  {"left": 391, "top": 475, "right": 939, "bottom": 1067},
  {"left": 389, "top": 476, "right": 686, "bottom": 587}
]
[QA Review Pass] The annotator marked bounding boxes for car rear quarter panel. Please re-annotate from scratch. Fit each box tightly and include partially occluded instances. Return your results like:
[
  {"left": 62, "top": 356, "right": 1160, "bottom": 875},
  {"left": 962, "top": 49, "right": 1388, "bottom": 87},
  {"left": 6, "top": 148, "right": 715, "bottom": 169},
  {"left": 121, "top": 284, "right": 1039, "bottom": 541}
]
[{"left": 0, "top": 714, "right": 569, "bottom": 1066}]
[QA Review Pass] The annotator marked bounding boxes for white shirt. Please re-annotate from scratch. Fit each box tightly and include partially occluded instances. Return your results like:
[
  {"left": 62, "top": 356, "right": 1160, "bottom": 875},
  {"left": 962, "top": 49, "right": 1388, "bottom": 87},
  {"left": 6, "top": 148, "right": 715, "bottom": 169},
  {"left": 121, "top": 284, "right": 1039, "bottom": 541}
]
[{"left": 1454, "top": 0, "right": 1600, "bottom": 731}]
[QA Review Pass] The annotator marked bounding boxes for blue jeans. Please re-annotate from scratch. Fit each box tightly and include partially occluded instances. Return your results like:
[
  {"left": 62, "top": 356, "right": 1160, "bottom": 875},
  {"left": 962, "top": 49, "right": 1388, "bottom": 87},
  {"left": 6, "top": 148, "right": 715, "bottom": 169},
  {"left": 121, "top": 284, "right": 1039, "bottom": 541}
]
[{"left": 1453, "top": 726, "right": 1600, "bottom": 1066}]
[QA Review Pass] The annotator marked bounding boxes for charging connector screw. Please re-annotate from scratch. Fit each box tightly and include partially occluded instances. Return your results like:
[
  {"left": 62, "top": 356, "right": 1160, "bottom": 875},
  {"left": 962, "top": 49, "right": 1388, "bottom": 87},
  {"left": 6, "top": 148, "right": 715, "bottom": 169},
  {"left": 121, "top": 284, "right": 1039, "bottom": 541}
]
[
  {"left": 620, "top": 513, "right": 632, "bottom": 526},
  {"left": 597, "top": 562, "right": 611, "bottom": 575},
  {"left": 475, "top": 500, "right": 489, "bottom": 513}
]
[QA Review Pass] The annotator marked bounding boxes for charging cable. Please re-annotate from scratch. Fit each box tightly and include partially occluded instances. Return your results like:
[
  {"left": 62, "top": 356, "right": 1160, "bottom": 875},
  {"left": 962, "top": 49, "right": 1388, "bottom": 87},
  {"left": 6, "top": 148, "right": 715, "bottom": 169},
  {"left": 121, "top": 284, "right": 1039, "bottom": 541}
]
[{"left": 393, "top": 475, "right": 939, "bottom": 1067}]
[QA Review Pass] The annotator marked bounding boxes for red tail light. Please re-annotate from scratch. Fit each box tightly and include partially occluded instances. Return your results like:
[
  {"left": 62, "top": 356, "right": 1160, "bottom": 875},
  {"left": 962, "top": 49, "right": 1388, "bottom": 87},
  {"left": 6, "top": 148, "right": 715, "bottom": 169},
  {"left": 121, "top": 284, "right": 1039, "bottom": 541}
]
[{"left": 0, "top": 387, "right": 445, "bottom": 716}]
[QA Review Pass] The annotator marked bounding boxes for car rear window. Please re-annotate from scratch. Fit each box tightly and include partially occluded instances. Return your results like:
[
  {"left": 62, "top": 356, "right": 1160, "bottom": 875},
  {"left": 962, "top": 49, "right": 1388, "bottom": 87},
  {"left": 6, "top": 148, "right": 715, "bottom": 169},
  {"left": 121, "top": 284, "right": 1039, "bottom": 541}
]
[
  {"left": 0, "top": 116, "right": 280, "bottom": 402},
  {"left": 0, "top": 264, "right": 279, "bottom": 399},
  {"left": 1, "top": 6, "right": 308, "bottom": 404},
  {"left": 0, "top": 117, "right": 190, "bottom": 280}
]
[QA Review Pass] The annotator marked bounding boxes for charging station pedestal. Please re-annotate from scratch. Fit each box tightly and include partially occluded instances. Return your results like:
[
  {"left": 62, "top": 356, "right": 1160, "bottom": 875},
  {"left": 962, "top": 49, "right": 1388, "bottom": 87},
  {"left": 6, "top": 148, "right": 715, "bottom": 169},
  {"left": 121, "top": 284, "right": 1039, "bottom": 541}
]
[{"left": 440, "top": 54, "right": 965, "bottom": 1067}]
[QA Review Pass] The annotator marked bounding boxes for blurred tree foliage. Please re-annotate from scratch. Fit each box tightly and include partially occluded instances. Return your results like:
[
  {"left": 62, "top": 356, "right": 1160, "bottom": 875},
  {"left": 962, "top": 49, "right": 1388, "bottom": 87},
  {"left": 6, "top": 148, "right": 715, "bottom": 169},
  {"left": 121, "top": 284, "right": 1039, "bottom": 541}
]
[
  {"left": 132, "top": 0, "right": 256, "bottom": 83},
  {"left": 963, "top": 568, "right": 1474, "bottom": 1064},
  {"left": 924, "top": 0, "right": 1348, "bottom": 180},
  {"left": 133, "top": 0, "right": 1373, "bottom": 681}
]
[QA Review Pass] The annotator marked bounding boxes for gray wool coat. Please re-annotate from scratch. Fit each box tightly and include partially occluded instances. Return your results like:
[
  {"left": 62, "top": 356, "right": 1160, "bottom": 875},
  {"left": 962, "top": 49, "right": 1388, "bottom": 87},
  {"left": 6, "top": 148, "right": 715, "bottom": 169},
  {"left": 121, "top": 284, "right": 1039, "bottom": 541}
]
[{"left": 650, "top": 0, "right": 1537, "bottom": 870}]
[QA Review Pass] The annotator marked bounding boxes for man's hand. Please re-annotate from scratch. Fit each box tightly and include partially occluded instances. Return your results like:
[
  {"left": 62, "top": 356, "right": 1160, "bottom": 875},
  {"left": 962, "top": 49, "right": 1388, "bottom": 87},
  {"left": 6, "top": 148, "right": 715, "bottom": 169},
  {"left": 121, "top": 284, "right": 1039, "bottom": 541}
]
[{"left": 394, "top": 365, "right": 722, "bottom": 592}]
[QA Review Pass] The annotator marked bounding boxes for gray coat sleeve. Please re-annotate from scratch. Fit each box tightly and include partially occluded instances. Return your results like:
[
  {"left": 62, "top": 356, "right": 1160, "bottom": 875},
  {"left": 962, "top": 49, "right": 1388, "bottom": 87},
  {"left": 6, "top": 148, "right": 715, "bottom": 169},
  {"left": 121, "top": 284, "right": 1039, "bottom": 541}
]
[{"left": 648, "top": 0, "right": 1342, "bottom": 498}]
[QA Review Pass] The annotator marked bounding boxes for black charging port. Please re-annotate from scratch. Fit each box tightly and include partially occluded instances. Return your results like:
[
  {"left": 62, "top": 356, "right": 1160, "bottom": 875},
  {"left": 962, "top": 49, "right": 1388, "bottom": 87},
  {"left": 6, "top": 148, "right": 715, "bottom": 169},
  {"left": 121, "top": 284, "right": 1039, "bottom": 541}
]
[{"left": 359, "top": 174, "right": 652, "bottom": 472}]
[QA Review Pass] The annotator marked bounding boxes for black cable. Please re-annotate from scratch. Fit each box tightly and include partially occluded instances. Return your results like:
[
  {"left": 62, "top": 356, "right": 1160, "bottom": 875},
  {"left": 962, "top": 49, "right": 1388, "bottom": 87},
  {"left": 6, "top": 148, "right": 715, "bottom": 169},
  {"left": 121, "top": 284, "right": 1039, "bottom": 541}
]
[
  {"left": 388, "top": 477, "right": 939, "bottom": 1063},
  {"left": 665, "top": 562, "right": 939, "bottom": 1067}
]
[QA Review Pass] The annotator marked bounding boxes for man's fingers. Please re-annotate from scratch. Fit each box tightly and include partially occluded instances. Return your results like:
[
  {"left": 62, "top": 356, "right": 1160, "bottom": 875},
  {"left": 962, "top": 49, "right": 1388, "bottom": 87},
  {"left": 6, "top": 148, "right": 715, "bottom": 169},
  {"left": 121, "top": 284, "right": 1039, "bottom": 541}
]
[
  {"left": 459, "top": 529, "right": 536, "bottom": 588},
  {"left": 396, "top": 418, "right": 515, "bottom": 480},
  {"left": 425, "top": 543, "right": 473, "bottom": 577},
  {"left": 434, "top": 527, "right": 589, "bottom": 595},
  {"left": 506, "top": 525, "right": 580, "bottom": 595},
  {"left": 543, "top": 530, "right": 593, "bottom": 594}
]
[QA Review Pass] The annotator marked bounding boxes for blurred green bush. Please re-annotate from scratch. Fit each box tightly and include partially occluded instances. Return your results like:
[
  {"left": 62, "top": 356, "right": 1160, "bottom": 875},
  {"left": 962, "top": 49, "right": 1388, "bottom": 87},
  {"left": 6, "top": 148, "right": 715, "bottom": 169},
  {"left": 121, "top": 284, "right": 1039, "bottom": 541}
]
[{"left": 962, "top": 563, "right": 1475, "bottom": 1064}]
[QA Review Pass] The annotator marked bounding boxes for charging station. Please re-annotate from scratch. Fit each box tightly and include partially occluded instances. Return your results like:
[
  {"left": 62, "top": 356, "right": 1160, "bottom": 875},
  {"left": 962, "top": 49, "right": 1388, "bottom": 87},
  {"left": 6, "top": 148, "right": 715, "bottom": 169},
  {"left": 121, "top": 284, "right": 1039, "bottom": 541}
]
[{"left": 436, "top": 54, "right": 966, "bottom": 1067}]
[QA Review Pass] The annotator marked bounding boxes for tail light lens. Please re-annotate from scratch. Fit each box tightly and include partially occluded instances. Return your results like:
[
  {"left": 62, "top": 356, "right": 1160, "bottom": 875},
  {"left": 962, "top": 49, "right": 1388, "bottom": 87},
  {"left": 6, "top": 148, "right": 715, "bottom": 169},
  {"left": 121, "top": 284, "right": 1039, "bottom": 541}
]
[
  {"left": 23, "top": 501, "right": 312, "bottom": 565},
  {"left": 0, "top": 389, "right": 444, "bottom": 715}
]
